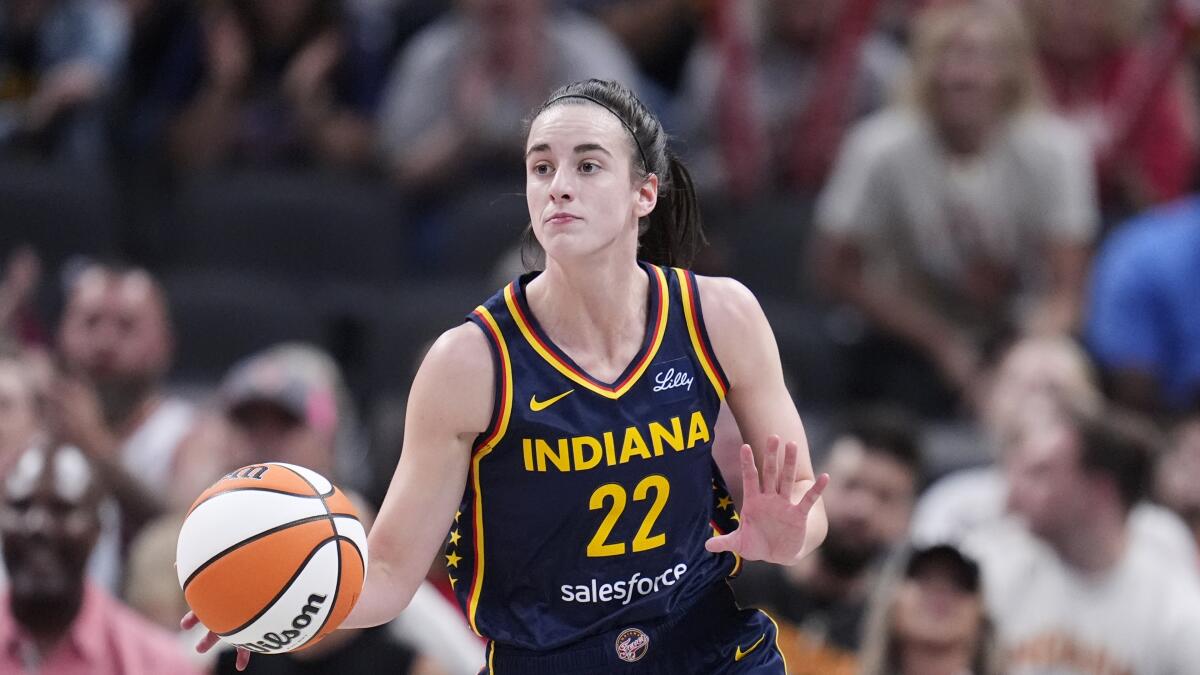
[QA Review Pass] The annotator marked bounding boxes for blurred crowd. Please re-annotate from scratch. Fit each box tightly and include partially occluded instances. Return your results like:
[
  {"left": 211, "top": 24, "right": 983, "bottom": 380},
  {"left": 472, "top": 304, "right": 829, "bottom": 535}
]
[{"left": 1, "top": 0, "right": 1200, "bottom": 673}]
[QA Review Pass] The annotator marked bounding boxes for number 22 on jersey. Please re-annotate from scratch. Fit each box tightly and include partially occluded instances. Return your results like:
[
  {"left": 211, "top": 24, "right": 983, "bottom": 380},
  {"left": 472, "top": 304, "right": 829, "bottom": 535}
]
[{"left": 587, "top": 475, "right": 670, "bottom": 557}]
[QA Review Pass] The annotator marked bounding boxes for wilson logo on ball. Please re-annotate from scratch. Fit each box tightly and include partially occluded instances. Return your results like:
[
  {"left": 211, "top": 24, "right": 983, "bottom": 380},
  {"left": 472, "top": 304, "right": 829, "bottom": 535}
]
[{"left": 241, "top": 594, "right": 328, "bottom": 653}]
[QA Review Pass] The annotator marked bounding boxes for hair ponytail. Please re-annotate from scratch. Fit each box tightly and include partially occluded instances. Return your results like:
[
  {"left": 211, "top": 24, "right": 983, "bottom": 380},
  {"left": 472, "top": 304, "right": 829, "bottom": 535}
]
[
  {"left": 525, "top": 79, "right": 707, "bottom": 270},
  {"left": 639, "top": 151, "right": 704, "bottom": 268}
]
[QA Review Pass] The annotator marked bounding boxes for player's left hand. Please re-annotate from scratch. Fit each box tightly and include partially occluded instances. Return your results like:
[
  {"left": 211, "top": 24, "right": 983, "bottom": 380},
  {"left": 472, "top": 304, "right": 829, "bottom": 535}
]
[{"left": 704, "top": 435, "right": 829, "bottom": 565}]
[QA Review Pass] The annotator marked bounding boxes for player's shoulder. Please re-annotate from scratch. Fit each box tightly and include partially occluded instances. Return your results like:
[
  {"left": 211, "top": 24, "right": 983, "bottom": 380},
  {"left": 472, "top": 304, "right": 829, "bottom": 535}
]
[
  {"left": 690, "top": 274, "right": 764, "bottom": 326},
  {"left": 409, "top": 323, "right": 496, "bottom": 432},
  {"left": 688, "top": 274, "right": 773, "bottom": 380},
  {"left": 424, "top": 322, "right": 494, "bottom": 378}
]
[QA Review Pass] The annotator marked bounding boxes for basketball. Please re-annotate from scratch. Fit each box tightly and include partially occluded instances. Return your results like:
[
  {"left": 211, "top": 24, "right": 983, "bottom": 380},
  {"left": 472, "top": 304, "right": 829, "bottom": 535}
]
[{"left": 175, "top": 463, "right": 368, "bottom": 654}]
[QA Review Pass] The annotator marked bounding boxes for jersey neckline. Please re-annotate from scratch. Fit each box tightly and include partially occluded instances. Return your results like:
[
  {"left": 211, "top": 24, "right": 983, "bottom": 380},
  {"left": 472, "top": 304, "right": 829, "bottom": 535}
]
[{"left": 504, "top": 261, "right": 670, "bottom": 399}]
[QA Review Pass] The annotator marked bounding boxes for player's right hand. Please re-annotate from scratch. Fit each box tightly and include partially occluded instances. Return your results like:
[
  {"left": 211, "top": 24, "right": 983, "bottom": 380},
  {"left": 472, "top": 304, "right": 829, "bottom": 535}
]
[{"left": 181, "top": 611, "right": 251, "bottom": 671}]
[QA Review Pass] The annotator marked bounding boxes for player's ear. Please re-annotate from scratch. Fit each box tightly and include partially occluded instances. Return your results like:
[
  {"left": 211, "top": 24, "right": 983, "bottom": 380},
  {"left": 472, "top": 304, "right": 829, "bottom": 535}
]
[{"left": 634, "top": 173, "right": 658, "bottom": 219}]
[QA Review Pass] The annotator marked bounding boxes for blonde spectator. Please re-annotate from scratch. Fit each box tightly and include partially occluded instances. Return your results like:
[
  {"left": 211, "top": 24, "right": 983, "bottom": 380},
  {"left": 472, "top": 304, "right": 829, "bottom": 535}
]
[
  {"left": 966, "top": 400, "right": 1200, "bottom": 673},
  {"left": 815, "top": 0, "right": 1097, "bottom": 416},
  {"left": 912, "top": 336, "right": 1196, "bottom": 570}
]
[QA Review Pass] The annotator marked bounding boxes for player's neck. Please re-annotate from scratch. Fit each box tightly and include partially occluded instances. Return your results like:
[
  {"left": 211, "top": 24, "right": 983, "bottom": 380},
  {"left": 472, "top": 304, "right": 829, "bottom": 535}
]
[{"left": 531, "top": 257, "right": 648, "bottom": 361}]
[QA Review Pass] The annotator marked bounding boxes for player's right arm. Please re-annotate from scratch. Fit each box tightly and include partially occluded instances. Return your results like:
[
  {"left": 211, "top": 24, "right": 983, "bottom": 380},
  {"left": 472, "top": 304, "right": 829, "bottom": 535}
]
[
  {"left": 342, "top": 321, "right": 495, "bottom": 628},
  {"left": 185, "top": 322, "right": 493, "bottom": 667}
]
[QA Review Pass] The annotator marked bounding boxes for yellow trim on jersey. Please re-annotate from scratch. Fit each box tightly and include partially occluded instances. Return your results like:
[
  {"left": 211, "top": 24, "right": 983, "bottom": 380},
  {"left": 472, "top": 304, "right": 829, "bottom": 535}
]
[
  {"left": 674, "top": 268, "right": 728, "bottom": 400},
  {"left": 487, "top": 640, "right": 496, "bottom": 673},
  {"left": 759, "top": 610, "right": 788, "bottom": 672},
  {"left": 467, "top": 307, "right": 514, "bottom": 636},
  {"left": 504, "top": 266, "right": 671, "bottom": 399}
]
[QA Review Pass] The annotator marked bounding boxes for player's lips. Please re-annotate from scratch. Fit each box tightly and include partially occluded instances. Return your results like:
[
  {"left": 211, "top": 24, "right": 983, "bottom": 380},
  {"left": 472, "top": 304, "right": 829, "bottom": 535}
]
[{"left": 545, "top": 212, "right": 580, "bottom": 225}]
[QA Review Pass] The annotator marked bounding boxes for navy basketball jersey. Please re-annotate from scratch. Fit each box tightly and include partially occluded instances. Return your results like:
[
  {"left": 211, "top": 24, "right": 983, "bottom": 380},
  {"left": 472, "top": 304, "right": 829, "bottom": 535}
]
[{"left": 448, "top": 262, "right": 743, "bottom": 652}]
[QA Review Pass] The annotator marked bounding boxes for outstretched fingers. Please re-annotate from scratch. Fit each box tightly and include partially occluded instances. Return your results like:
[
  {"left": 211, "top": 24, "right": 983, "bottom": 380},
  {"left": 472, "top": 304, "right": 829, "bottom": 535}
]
[
  {"left": 789, "top": 473, "right": 830, "bottom": 519},
  {"left": 236, "top": 647, "right": 251, "bottom": 671}
]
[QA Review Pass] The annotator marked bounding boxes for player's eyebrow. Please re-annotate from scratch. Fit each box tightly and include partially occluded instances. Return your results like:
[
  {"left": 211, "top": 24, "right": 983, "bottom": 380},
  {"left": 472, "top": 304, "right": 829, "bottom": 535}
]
[
  {"left": 573, "top": 143, "right": 613, "bottom": 158},
  {"left": 525, "top": 143, "right": 614, "bottom": 158}
]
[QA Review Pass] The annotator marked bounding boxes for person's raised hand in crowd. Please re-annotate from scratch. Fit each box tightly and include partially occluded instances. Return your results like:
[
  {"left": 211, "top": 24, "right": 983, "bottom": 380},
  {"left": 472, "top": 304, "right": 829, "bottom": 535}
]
[
  {"left": 0, "top": 246, "right": 41, "bottom": 334},
  {"left": 22, "top": 62, "right": 105, "bottom": 133},
  {"left": 203, "top": 6, "right": 252, "bottom": 96},
  {"left": 46, "top": 372, "right": 118, "bottom": 462},
  {"left": 282, "top": 28, "right": 342, "bottom": 110}
]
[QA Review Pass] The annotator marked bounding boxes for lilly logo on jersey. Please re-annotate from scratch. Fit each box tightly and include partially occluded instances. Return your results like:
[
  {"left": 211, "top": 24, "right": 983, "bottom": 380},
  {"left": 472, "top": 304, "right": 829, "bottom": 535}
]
[
  {"left": 615, "top": 627, "right": 650, "bottom": 663},
  {"left": 653, "top": 367, "right": 694, "bottom": 393}
]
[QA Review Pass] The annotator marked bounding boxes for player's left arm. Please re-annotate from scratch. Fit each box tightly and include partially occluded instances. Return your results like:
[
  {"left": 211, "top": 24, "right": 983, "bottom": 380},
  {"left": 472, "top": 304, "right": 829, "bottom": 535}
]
[{"left": 695, "top": 275, "right": 829, "bottom": 565}]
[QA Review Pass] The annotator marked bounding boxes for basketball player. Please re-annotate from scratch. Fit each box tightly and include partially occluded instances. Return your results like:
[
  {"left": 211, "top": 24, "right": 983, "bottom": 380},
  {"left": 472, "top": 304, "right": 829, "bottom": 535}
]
[{"left": 188, "top": 78, "right": 829, "bottom": 673}]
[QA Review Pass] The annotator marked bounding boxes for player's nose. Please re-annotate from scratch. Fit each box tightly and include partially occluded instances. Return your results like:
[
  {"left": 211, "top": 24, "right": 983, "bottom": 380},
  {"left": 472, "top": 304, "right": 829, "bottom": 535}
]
[{"left": 548, "top": 168, "right": 575, "bottom": 202}]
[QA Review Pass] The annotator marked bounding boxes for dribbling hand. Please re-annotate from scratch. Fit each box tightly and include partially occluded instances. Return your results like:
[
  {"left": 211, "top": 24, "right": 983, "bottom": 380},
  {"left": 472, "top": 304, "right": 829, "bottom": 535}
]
[
  {"left": 181, "top": 611, "right": 251, "bottom": 671},
  {"left": 704, "top": 435, "right": 830, "bottom": 565}
]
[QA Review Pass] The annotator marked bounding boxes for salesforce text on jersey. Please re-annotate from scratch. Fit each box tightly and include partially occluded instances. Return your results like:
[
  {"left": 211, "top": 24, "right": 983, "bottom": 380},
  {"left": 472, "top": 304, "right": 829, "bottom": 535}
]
[{"left": 560, "top": 562, "right": 690, "bottom": 605}]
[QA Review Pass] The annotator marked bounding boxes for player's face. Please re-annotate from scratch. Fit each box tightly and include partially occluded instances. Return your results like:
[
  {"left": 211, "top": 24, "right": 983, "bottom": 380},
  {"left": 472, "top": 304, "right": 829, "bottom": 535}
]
[
  {"left": 892, "top": 560, "right": 984, "bottom": 648},
  {"left": 0, "top": 446, "right": 100, "bottom": 627},
  {"left": 525, "top": 104, "right": 657, "bottom": 264},
  {"left": 820, "top": 439, "right": 916, "bottom": 569}
]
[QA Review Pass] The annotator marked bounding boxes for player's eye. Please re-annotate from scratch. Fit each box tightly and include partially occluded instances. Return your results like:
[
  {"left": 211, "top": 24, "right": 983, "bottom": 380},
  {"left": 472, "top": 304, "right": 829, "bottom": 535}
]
[
  {"left": 532, "top": 162, "right": 553, "bottom": 176},
  {"left": 579, "top": 161, "right": 599, "bottom": 174}
]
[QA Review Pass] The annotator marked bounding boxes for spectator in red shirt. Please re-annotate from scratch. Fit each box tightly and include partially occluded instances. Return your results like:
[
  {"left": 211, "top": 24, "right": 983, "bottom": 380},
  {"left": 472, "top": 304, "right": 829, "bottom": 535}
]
[
  {"left": 1025, "top": 0, "right": 1199, "bottom": 216},
  {"left": 0, "top": 442, "right": 201, "bottom": 675}
]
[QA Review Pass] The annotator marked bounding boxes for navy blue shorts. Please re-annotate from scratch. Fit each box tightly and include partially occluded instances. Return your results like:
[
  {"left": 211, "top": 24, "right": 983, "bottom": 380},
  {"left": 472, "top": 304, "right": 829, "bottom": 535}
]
[{"left": 480, "top": 584, "right": 785, "bottom": 674}]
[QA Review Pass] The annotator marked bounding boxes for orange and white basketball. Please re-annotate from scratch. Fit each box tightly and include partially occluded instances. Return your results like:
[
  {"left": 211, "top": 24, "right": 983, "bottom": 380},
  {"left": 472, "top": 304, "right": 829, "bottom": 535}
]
[{"left": 176, "top": 463, "right": 367, "bottom": 654}]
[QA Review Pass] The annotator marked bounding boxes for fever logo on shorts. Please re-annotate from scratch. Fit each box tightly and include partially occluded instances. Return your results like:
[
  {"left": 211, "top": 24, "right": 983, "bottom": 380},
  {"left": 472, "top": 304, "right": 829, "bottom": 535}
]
[{"left": 614, "top": 627, "right": 650, "bottom": 663}]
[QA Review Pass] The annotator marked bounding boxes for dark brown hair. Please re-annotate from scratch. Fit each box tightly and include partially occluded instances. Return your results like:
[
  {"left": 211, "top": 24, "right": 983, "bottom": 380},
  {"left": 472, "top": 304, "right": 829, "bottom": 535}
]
[{"left": 1069, "top": 404, "right": 1162, "bottom": 512}]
